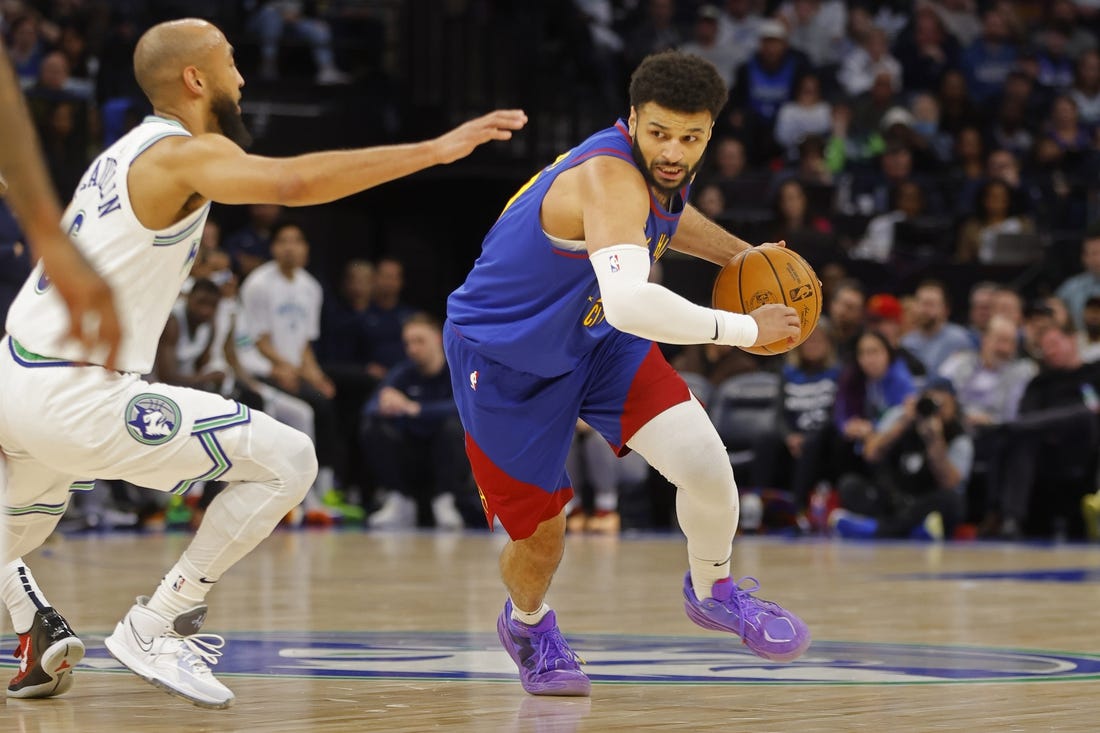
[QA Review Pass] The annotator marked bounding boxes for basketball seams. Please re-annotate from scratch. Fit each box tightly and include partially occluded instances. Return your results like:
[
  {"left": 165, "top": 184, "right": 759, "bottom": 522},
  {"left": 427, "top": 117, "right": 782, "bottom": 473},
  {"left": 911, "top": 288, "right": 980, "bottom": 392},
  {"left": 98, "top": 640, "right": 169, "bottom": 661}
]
[
  {"left": 739, "top": 250, "right": 781, "bottom": 354},
  {"left": 788, "top": 248, "right": 823, "bottom": 328},
  {"left": 758, "top": 248, "right": 791, "bottom": 307},
  {"left": 736, "top": 250, "right": 751, "bottom": 317},
  {"left": 757, "top": 248, "right": 788, "bottom": 355}
]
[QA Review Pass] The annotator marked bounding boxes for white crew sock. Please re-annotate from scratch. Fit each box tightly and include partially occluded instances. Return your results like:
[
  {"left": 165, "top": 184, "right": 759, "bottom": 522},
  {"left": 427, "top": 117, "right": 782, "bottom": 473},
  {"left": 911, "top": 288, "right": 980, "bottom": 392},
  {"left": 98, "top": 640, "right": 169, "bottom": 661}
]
[
  {"left": 510, "top": 600, "right": 551, "bottom": 626},
  {"left": 147, "top": 555, "right": 210, "bottom": 622},
  {"left": 688, "top": 555, "right": 732, "bottom": 601}
]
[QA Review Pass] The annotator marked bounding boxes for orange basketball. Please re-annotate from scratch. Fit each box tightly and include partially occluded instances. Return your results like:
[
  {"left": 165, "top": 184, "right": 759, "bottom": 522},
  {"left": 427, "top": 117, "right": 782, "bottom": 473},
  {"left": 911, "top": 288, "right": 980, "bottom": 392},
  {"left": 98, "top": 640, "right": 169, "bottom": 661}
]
[{"left": 712, "top": 245, "right": 822, "bottom": 356}]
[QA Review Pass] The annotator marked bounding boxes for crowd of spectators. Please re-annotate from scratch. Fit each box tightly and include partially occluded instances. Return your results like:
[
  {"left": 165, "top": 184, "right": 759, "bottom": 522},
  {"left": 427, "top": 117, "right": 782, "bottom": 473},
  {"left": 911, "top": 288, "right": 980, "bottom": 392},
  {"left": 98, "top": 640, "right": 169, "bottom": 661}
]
[{"left": 3, "top": 1, "right": 1100, "bottom": 540}]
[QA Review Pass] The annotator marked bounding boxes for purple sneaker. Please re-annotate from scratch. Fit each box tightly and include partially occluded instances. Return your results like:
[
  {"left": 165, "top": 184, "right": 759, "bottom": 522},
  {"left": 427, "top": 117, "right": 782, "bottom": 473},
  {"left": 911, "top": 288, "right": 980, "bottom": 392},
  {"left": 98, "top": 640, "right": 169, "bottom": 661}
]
[
  {"left": 497, "top": 600, "right": 591, "bottom": 696},
  {"left": 683, "top": 573, "right": 810, "bottom": 662}
]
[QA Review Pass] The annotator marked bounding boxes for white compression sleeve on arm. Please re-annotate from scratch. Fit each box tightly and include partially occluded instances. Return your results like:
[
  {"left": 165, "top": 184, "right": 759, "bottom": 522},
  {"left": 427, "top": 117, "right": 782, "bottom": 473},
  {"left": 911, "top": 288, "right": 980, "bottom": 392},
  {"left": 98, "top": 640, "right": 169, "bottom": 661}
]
[{"left": 590, "top": 244, "right": 758, "bottom": 347}]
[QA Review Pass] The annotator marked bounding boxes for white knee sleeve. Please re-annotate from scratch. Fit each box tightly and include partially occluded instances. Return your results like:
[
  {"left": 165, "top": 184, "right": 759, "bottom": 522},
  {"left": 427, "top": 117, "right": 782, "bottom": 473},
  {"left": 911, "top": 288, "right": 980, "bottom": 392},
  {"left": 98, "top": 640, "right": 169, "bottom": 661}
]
[
  {"left": 234, "top": 411, "right": 318, "bottom": 507},
  {"left": 626, "top": 398, "right": 739, "bottom": 562},
  {"left": 183, "top": 411, "right": 317, "bottom": 579}
]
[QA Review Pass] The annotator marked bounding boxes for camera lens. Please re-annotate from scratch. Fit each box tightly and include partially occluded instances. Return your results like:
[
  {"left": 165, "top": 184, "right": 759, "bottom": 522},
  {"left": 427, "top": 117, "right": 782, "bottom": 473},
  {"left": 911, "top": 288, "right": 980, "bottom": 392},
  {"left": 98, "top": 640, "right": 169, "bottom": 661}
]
[{"left": 915, "top": 395, "right": 938, "bottom": 418}]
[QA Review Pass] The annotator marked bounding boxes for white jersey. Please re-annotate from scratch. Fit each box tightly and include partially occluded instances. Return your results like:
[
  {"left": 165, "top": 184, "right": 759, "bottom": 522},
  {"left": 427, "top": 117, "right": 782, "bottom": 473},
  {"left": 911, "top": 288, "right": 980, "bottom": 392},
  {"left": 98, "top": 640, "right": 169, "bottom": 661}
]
[
  {"left": 238, "top": 260, "right": 322, "bottom": 369},
  {"left": 6, "top": 115, "right": 210, "bottom": 373}
]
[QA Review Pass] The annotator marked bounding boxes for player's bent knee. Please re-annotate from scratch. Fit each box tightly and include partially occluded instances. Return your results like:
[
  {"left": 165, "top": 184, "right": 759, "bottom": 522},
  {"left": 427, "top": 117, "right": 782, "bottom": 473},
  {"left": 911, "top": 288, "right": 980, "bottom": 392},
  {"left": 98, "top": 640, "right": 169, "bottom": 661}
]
[
  {"left": 243, "top": 413, "right": 318, "bottom": 505},
  {"left": 628, "top": 399, "right": 736, "bottom": 502},
  {"left": 677, "top": 438, "right": 737, "bottom": 501},
  {"left": 651, "top": 428, "right": 736, "bottom": 499},
  {"left": 279, "top": 426, "right": 318, "bottom": 503}
]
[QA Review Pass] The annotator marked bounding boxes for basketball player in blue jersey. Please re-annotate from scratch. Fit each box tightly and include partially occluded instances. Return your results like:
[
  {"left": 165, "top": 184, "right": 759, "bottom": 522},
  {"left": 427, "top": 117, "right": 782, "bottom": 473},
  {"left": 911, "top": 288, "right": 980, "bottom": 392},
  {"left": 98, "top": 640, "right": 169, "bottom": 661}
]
[
  {"left": 446, "top": 51, "right": 810, "bottom": 696},
  {"left": 0, "top": 18, "right": 525, "bottom": 707}
]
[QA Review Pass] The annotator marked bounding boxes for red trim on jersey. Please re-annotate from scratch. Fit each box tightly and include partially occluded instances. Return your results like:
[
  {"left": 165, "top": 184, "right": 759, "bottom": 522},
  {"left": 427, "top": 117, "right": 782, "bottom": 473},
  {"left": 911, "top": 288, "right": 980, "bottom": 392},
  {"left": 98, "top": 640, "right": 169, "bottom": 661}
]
[
  {"left": 649, "top": 195, "right": 681, "bottom": 221},
  {"left": 616, "top": 343, "right": 691, "bottom": 455},
  {"left": 550, "top": 247, "right": 590, "bottom": 259},
  {"left": 571, "top": 147, "right": 634, "bottom": 165},
  {"left": 465, "top": 434, "right": 573, "bottom": 540}
]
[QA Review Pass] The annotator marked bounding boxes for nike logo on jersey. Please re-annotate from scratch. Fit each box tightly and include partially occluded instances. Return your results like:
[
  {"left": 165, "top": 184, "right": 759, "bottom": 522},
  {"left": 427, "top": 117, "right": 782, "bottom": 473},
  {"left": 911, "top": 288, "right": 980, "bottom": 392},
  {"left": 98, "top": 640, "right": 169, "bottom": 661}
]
[{"left": 199, "top": 577, "right": 217, "bottom": 584}]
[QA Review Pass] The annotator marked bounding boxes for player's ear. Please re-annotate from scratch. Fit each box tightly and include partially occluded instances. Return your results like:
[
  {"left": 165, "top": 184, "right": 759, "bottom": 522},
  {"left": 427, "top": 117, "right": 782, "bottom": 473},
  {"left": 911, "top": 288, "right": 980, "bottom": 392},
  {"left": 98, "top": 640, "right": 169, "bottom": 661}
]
[
  {"left": 627, "top": 106, "right": 637, "bottom": 137},
  {"left": 182, "top": 65, "right": 204, "bottom": 96}
]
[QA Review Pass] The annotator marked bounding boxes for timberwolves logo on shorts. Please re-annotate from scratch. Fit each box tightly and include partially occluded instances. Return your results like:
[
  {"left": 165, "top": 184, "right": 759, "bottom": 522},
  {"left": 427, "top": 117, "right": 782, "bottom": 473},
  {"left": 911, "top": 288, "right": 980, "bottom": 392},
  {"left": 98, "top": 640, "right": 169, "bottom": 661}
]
[{"left": 125, "top": 394, "right": 182, "bottom": 445}]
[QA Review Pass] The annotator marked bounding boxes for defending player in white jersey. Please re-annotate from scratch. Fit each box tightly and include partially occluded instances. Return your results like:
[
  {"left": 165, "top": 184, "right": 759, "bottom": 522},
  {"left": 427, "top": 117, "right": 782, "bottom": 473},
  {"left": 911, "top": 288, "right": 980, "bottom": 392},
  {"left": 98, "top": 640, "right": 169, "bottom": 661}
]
[
  {"left": 0, "top": 36, "right": 122, "bottom": 700},
  {"left": 0, "top": 18, "right": 525, "bottom": 708}
]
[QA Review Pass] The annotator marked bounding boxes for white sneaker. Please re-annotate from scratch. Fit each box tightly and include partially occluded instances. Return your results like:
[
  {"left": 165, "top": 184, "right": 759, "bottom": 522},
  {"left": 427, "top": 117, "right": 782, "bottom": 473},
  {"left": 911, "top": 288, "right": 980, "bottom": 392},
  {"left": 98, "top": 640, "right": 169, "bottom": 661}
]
[
  {"left": 104, "top": 596, "right": 233, "bottom": 709},
  {"left": 367, "top": 491, "right": 417, "bottom": 529},
  {"left": 431, "top": 493, "right": 465, "bottom": 530}
]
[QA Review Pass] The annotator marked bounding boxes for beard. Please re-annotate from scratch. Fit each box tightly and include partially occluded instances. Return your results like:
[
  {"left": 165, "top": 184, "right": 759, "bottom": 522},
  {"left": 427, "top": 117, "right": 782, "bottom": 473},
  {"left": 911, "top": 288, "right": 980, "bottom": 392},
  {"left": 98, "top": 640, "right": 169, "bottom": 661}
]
[
  {"left": 211, "top": 92, "right": 252, "bottom": 148},
  {"left": 630, "top": 137, "right": 704, "bottom": 198}
]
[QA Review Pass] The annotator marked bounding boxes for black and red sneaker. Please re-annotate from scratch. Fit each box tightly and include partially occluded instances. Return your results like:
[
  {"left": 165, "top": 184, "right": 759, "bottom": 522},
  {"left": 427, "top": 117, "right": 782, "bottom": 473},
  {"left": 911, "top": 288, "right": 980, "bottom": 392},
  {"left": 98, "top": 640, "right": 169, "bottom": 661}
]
[{"left": 8, "top": 607, "right": 85, "bottom": 698}]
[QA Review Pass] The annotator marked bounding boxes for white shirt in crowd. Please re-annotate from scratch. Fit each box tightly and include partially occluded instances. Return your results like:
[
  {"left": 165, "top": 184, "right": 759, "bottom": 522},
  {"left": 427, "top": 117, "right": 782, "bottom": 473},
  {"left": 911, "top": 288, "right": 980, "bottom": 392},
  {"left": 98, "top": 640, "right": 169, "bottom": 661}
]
[{"left": 239, "top": 260, "right": 322, "bottom": 369}]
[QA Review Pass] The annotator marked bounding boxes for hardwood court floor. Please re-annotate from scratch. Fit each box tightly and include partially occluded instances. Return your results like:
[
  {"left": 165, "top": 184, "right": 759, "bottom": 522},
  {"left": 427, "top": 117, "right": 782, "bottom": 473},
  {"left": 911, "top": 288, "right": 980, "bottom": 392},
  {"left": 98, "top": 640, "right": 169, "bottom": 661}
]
[{"left": 2, "top": 530, "right": 1099, "bottom": 732}]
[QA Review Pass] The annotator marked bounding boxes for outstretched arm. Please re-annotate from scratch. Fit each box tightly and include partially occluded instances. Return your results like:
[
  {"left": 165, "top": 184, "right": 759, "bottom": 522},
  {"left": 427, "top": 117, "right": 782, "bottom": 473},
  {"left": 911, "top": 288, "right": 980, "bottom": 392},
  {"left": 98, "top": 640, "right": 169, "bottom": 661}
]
[
  {"left": 0, "top": 42, "right": 121, "bottom": 367},
  {"left": 149, "top": 109, "right": 528, "bottom": 209}
]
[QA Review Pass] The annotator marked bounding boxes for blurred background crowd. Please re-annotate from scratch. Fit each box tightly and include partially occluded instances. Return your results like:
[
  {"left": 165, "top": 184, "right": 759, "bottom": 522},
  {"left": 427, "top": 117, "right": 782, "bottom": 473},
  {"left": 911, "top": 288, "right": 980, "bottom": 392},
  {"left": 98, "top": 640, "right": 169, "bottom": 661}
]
[{"left": 2, "top": 0, "right": 1100, "bottom": 542}]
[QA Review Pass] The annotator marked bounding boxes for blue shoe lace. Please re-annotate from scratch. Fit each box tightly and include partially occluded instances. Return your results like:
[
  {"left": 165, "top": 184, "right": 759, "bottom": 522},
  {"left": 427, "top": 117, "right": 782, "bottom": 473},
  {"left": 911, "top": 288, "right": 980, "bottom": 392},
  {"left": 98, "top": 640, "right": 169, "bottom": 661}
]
[{"left": 533, "top": 626, "right": 585, "bottom": 673}]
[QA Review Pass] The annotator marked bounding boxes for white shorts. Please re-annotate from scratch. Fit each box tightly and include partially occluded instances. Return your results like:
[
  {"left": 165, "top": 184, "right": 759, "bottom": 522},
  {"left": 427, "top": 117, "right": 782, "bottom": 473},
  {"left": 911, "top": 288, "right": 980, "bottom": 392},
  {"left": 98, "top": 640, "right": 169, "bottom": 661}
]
[{"left": 0, "top": 336, "right": 256, "bottom": 518}]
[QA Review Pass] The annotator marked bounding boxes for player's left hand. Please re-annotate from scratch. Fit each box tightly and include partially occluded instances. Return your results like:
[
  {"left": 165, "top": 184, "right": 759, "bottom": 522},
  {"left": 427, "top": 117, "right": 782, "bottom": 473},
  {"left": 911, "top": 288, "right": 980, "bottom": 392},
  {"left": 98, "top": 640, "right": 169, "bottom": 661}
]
[
  {"left": 758, "top": 240, "right": 787, "bottom": 249},
  {"left": 431, "top": 109, "right": 528, "bottom": 165}
]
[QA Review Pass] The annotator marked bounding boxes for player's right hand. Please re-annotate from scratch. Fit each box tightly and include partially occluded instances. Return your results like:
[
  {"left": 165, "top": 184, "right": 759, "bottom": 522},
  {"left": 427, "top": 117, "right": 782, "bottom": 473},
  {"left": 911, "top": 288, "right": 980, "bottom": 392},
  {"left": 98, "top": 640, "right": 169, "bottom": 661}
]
[
  {"left": 432, "top": 109, "right": 528, "bottom": 164},
  {"left": 749, "top": 303, "right": 800, "bottom": 347}
]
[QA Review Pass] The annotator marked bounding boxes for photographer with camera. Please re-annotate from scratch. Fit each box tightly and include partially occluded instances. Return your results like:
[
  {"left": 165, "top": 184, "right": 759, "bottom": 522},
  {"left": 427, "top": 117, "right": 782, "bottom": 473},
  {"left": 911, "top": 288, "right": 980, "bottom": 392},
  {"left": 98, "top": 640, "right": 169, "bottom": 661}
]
[{"left": 830, "top": 376, "right": 974, "bottom": 540}]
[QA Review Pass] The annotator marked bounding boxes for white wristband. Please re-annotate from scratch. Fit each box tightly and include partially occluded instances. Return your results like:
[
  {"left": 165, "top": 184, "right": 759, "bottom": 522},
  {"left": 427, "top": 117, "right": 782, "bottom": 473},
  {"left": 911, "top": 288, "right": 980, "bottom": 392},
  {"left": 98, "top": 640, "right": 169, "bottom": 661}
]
[{"left": 715, "top": 310, "right": 758, "bottom": 348}]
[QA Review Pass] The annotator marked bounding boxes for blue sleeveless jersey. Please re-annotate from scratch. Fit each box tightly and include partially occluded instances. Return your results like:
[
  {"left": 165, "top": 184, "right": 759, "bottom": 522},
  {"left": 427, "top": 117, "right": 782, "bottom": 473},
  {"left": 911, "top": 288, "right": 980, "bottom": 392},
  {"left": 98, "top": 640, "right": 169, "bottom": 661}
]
[{"left": 446, "top": 120, "right": 687, "bottom": 378}]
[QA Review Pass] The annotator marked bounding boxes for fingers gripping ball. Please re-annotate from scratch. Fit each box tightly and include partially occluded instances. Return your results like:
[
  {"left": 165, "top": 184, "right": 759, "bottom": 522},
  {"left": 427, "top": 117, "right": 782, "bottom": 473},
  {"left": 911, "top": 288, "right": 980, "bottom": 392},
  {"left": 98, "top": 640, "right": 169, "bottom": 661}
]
[{"left": 712, "top": 245, "right": 822, "bottom": 356}]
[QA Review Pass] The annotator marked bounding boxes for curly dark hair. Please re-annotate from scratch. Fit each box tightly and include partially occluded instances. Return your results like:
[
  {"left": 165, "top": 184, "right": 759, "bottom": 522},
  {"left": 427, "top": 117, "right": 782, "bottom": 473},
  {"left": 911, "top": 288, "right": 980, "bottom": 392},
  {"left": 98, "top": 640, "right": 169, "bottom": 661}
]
[{"left": 628, "top": 51, "right": 728, "bottom": 119}]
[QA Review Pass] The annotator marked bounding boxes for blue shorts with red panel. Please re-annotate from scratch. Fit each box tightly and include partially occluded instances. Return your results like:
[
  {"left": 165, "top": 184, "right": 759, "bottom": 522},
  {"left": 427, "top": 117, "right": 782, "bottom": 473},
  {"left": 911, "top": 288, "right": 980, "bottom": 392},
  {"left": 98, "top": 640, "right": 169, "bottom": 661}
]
[{"left": 443, "top": 321, "right": 691, "bottom": 540}]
